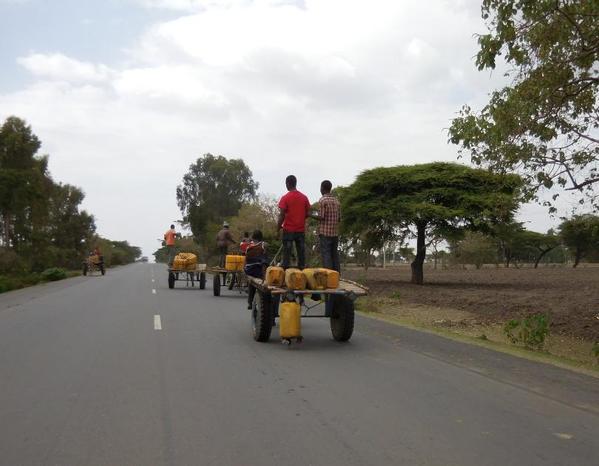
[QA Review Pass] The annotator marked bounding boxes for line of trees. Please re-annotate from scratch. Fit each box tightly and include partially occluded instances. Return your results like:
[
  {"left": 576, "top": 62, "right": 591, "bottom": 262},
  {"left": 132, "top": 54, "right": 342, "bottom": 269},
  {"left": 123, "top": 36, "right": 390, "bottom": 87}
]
[
  {"left": 156, "top": 154, "right": 326, "bottom": 266},
  {"left": 0, "top": 116, "right": 140, "bottom": 290},
  {"left": 162, "top": 155, "right": 599, "bottom": 283}
]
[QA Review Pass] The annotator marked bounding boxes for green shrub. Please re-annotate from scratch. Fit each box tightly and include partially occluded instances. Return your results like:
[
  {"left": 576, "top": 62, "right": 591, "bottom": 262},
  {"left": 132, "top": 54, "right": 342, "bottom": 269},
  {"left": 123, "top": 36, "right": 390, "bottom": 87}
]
[
  {"left": 503, "top": 313, "right": 550, "bottom": 350},
  {"left": 0, "top": 248, "right": 27, "bottom": 275},
  {"left": 0, "top": 273, "right": 42, "bottom": 293},
  {"left": 0, "top": 276, "right": 16, "bottom": 293},
  {"left": 592, "top": 342, "right": 599, "bottom": 363},
  {"left": 40, "top": 267, "right": 68, "bottom": 282}
]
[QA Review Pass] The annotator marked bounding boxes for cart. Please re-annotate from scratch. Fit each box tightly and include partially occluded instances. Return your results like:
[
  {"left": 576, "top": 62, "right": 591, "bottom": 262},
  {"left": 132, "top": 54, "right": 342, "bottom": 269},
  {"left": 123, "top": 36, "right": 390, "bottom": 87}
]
[
  {"left": 246, "top": 276, "right": 369, "bottom": 344},
  {"left": 204, "top": 266, "right": 248, "bottom": 297},
  {"left": 168, "top": 264, "right": 207, "bottom": 289},
  {"left": 83, "top": 254, "right": 105, "bottom": 276}
]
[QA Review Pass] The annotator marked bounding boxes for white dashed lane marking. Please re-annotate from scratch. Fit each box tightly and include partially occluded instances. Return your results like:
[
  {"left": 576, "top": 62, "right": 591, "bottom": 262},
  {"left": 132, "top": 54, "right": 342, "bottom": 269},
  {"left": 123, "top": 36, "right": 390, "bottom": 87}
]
[
  {"left": 152, "top": 289, "right": 156, "bottom": 294},
  {"left": 154, "top": 315, "right": 162, "bottom": 330}
]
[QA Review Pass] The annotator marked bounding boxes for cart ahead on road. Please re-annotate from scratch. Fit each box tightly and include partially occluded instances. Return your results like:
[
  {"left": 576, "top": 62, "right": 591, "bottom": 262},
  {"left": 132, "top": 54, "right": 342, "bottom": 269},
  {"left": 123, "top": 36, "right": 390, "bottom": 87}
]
[
  {"left": 168, "top": 264, "right": 207, "bottom": 289},
  {"left": 246, "top": 276, "right": 368, "bottom": 344},
  {"left": 204, "top": 266, "right": 248, "bottom": 297},
  {"left": 83, "top": 254, "right": 105, "bottom": 276}
]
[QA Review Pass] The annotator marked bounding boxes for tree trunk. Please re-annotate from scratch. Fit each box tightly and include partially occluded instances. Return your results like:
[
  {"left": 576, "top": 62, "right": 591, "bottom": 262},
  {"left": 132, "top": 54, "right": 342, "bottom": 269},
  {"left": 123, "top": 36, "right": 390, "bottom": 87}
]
[
  {"left": 534, "top": 247, "right": 556, "bottom": 268},
  {"left": 573, "top": 248, "right": 581, "bottom": 268},
  {"left": 2, "top": 212, "right": 11, "bottom": 247},
  {"left": 410, "top": 222, "right": 426, "bottom": 285}
]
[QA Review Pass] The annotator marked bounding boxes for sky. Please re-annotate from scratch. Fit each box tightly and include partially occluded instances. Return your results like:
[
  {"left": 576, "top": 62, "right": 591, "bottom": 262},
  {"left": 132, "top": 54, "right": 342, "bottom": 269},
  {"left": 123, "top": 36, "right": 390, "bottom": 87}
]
[{"left": 0, "top": 0, "right": 571, "bottom": 258}]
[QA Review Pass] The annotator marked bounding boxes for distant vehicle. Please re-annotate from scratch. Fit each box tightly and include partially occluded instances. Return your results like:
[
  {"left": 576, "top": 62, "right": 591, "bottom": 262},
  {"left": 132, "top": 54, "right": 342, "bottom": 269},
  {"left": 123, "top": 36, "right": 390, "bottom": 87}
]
[
  {"left": 141, "top": 256, "right": 148, "bottom": 263},
  {"left": 83, "top": 254, "right": 105, "bottom": 276}
]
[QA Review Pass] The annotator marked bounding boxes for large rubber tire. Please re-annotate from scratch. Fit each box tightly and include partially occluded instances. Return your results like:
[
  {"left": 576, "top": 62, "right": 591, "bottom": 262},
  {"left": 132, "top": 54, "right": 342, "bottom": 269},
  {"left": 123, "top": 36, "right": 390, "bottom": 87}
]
[
  {"left": 168, "top": 272, "right": 175, "bottom": 289},
  {"left": 252, "top": 289, "right": 273, "bottom": 342},
  {"left": 330, "top": 295, "right": 355, "bottom": 342},
  {"left": 199, "top": 272, "right": 206, "bottom": 290},
  {"left": 227, "top": 273, "right": 235, "bottom": 290},
  {"left": 213, "top": 274, "right": 221, "bottom": 296},
  {"left": 82, "top": 263, "right": 88, "bottom": 276}
]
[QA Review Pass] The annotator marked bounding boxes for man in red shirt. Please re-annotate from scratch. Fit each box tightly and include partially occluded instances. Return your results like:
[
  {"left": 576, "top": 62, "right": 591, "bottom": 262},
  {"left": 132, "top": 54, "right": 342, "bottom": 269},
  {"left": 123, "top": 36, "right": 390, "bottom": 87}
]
[{"left": 277, "top": 175, "right": 311, "bottom": 269}]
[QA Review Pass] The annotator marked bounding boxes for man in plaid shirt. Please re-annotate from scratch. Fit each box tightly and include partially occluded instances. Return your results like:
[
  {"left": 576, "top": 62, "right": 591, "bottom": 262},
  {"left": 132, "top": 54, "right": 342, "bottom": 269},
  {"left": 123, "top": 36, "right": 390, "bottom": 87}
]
[{"left": 316, "top": 180, "right": 341, "bottom": 272}]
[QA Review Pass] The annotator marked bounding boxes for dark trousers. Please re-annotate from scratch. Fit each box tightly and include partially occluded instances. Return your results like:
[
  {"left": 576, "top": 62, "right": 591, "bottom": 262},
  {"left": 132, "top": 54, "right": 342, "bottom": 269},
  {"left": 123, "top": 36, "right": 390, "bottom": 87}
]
[
  {"left": 282, "top": 231, "right": 305, "bottom": 269},
  {"left": 218, "top": 245, "right": 228, "bottom": 267},
  {"left": 319, "top": 235, "right": 340, "bottom": 272},
  {"left": 167, "top": 245, "right": 176, "bottom": 267}
]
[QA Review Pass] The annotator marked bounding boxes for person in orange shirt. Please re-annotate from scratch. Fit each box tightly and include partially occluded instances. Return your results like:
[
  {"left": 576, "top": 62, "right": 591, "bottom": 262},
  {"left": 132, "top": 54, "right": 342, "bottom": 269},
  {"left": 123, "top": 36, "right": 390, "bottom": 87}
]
[{"left": 164, "top": 224, "right": 178, "bottom": 267}]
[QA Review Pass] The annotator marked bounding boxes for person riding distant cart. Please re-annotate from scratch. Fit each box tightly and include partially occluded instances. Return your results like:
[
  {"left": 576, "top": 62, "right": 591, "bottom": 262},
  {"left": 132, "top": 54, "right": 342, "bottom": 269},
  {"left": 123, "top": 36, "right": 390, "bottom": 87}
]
[
  {"left": 216, "top": 222, "right": 236, "bottom": 268},
  {"left": 164, "top": 224, "right": 179, "bottom": 267},
  {"left": 93, "top": 246, "right": 104, "bottom": 264},
  {"left": 240, "top": 231, "right": 251, "bottom": 255},
  {"left": 244, "top": 230, "right": 268, "bottom": 309}
]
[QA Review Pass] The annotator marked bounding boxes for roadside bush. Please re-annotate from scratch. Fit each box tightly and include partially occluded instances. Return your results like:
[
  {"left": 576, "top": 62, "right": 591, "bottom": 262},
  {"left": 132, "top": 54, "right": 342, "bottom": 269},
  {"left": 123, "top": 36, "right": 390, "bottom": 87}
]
[
  {"left": 0, "top": 248, "right": 27, "bottom": 275},
  {"left": 503, "top": 313, "right": 550, "bottom": 350},
  {"left": 592, "top": 342, "right": 599, "bottom": 363},
  {"left": 0, "top": 273, "right": 42, "bottom": 293},
  {"left": 0, "top": 276, "right": 17, "bottom": 293},
  {"left": 40, "top": 267, "right": 68, "bottom": 282}
]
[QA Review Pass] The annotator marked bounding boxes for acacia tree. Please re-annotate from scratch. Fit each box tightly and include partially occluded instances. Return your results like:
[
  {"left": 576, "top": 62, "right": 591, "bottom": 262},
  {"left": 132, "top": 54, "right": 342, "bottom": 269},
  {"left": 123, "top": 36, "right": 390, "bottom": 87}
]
[
  {"left": 519, "top": 229, "right": 560, "bottom": 268},
  {"left": 341, "top": 163, "right": 521, "bottom": 284},
  {"left": 449, "top": 0, "right": 599, "bottom": 209},
  {"left": 176, "top": 154, "right": 258, "bottom": 241},
  {"left": 559, "top": 214, "right": 599, "bottom": 267}
]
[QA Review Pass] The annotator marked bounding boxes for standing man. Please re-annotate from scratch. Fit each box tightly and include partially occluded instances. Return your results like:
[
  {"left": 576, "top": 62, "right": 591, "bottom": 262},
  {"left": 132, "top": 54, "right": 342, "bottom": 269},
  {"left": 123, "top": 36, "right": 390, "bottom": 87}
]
[
  {"left": 216, "top": 222, "right": 235, "bottom": 267},
  {"left": 278, "top": 175, "right": 311, "bottom": 269},
  {"left": 164, "top": 224, "right": 178, "bottom": 267},
  {"left": 316, "top": 180, "right": 341, "bottom": 272}
]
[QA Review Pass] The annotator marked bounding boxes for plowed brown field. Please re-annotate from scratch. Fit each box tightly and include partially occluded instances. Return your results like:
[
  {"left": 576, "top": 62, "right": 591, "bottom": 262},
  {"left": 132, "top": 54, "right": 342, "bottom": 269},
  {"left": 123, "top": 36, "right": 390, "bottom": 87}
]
[{"left": 344, "top": 265, "right": 599, "bottom": 341}]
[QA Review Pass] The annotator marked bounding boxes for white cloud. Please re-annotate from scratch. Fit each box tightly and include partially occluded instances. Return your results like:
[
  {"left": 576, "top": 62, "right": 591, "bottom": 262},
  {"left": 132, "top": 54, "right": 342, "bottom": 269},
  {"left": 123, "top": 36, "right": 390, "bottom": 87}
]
[
  {"left": 17, "top": 53, "right": 114, "bottom": 84},
  {"left": 3, "top": 0, "right": 552, "bottom": 256}
]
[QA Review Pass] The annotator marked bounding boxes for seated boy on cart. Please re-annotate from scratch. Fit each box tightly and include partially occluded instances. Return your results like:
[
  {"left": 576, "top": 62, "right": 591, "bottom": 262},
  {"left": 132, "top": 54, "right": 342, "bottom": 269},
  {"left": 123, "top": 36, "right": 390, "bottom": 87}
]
[{"left": 244, "top": 230, "right": 268, "bottom": 309}]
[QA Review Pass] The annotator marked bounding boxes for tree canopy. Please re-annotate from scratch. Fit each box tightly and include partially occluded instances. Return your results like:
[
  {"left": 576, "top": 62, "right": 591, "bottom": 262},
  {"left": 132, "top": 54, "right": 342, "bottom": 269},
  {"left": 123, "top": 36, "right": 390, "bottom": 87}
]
[
  {"left": 0, "top": 116, "right": 140, "bottom": 279},
  {"left": 559, "top": 214, "right": 599, "bottom": 266},
  {"left": 341, "top": 162, "right": 522, "bottom": 284},
  {"left": 176, "top": 154, "right": 258, "bottom": 240},
  {"left": 449, "top": 0, "right": 599, "bottom": 209}
]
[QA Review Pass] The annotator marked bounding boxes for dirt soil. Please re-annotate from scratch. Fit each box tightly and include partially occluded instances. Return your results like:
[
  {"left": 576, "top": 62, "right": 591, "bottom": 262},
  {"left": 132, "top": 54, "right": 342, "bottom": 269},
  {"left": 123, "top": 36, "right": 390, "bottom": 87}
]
[{"left": 344, "top": 265, "right": 599, "bottom": 342}]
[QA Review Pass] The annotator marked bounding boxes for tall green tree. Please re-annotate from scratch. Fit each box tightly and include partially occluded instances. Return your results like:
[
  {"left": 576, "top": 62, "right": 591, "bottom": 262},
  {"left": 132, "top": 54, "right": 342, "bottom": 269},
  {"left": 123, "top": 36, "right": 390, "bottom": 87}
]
[
  {"left": 449, "top": 231, "right": 498, "bottom": 269},
  {"left": 176, "top": 154, "right": 258, "bottom": 240},
  {"left": 341, "top": 163, "right": 521, "bottom": 284},
  {"left": 47, "top": 184, "right": 96, "bottom": 269},
  {"left": 0, "top": 117, "right": 47, "bottom": 248},
  {"left": 449, "top": 1, "right": 599, "bottom": 209},
  {"left": 559, "top": 214, "right": 599, "bottom": 267}
]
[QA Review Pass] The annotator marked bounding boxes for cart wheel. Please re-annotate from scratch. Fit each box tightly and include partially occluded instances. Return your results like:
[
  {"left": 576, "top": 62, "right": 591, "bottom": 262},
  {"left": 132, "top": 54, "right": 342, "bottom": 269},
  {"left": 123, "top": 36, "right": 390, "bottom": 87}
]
[
  {"left": 252, "top": 289, "right": 273, "bottom": 342},
  {"left": 199, "top": 272, "right": 206, "bottom": 290},
  {"left": 100, "top": 264, "right": 105, "bottom": 276},
  {"left": 168, "top": 272, "right": 175, "bottom": 289},
  {"left": 330, "top": 295, "right": 355, "bottom": 342},
  {"left": 213, "top": 274, "right": 221, "bottom": 296},
  {"left": 227, "top": 273, "right": 235, "bottom": 290},
  {"left": 82, "top": 263, "right": 88, "bottom": 276}
]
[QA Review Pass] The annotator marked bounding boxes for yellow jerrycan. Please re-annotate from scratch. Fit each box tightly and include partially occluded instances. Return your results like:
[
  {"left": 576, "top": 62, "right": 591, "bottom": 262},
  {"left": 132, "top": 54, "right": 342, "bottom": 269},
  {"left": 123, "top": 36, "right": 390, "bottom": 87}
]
[
  {"left": 279, "top": 301, "right": 301, "bottom": 340},
  {"left": 265, "top": 266, "right": 285, "bottom": 286}
]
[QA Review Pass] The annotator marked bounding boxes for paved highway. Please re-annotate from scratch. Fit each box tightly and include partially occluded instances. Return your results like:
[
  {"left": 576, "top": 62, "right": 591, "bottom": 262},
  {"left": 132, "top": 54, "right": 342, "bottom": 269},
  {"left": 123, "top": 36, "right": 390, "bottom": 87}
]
[{"left": 0, "top": 263, "right": 598, "bottom": 465}]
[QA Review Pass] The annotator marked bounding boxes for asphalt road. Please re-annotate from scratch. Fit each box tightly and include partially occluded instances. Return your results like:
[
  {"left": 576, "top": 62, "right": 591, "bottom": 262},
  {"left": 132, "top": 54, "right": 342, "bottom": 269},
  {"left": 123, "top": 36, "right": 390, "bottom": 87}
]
[{"left": 0, "top": 263, "right": 598, "bottom": 466}]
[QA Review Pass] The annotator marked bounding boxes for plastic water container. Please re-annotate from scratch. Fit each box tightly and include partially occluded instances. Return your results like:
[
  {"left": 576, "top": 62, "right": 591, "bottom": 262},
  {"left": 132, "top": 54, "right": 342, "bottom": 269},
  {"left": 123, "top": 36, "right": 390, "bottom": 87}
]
[{"left": 279, "top": 301, "right": 301, "bottom": 338}]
